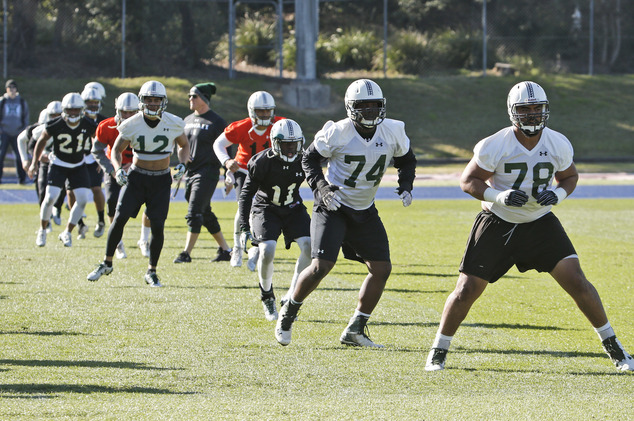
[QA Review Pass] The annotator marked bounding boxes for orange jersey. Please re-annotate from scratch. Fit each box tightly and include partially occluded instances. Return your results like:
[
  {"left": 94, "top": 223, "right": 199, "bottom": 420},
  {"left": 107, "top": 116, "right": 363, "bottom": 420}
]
[
  {"left": 95, "top": 116, "right": 134, "bottom": 164},
  {"left": 223, "top": 116, "right": 285, "bottom": 170}
]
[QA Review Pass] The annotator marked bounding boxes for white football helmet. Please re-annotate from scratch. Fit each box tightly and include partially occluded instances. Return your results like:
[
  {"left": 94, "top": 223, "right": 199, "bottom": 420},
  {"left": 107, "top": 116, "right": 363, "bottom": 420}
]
[
  {"left": 345, "top": 79, "right": 386, "bottom": 129},
  {"left": 45, "top": 101, "right": 62, "bottom": 122},
  {"left": 84, "top": 81, "right": 106, "bottom": 99},
  {"left": 81, "top": 87, "right": 103, "bottom": 118},
  {"left": 61, "top": 92, "right": 85, "bottom": 125},
  {"left": 507, "top": 81, "right": 550, "bottom": 137},
  {"left": 138, "top": 80, "right": 168, "bottom": 118},
  {"left": 270, "top": 119, "right": 304, "bottom": 162},
  {"left": 114, "top": 92, "right": 140, "bottom": 125},
  {"left": 247, "top": 91, "right": 275, "bottom": 127}
]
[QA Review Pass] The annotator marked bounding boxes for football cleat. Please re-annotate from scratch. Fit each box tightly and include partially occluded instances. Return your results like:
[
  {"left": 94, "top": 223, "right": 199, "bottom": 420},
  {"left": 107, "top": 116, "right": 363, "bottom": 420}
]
[
  {"left": 211, "top": 247, "right": 231, "bottom": 262},
  {"left": 93, "top": 222, "right": 105, "bottom": 238},
  {"left": 87, "top": 263, "right": 113, "bottom": 282},
  {"left": 144, "top": 272, "right": 163, "bottom": 287},
  {"left": 247, "top": 247, "right": 259, "bottom": 272},
  {"left": 262, "top": 297, "right": 278, "bottom": 321},
  {"left": 425, "top": 348, "right": 449, "bottom": 371},
  {"left": 58, "top": 231, "right": 72, "bottom": 247},
  {"left": 115, "top": 242, "right": 127, "bottom": 259},
  {"left": 275, "top": 301, "right": 299, "bottom": 346},
  {"left": 52, "top": 208, "right": 62, "bottom": 226},
  {"left": 173, "top": 251, "right": 192, "bottom": 263},
  {"left": 230, "top": 246, "right": 243, "bottom": 267},
  {"left": 77, "top": 224, "right": 88, "bottom": 240},
  {"left": 45, "top": 223, "right": 53, "bottom": 234},
  {"left": 340, "top": 326, "right": 384, "bottom": 348},
  {"left": 137, "top": 240, "right": 150, "bottom": 257},
  {"left": 36, "top": 228, "right": 47, "bottom": 247},
  {"left": 602, "top": 335, "right": 634, "bottom": 372}
]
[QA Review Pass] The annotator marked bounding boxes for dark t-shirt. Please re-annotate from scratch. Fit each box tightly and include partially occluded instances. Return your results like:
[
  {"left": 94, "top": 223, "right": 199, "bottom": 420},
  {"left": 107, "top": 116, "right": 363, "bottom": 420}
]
[{"left": 184, "top": 109, "right": 227, "bottom": 172}]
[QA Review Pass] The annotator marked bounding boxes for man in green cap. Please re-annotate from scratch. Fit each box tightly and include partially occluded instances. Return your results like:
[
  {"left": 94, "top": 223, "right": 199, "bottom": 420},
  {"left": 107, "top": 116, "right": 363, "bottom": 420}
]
[{"left": 173, "top": 83, "right": 233, "bottom": 263}]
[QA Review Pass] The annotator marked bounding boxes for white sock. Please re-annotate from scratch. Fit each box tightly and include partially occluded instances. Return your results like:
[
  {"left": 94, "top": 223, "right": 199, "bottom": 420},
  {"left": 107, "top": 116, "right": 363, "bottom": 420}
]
[
  {"left": 594, "top": 322, "right": 615, "bottom": 341},
  {"left": 432, "top": 332, "right": 453, "bottom": 350},
  {"left": 353, "top": 310, "right": 371, "bottom": 319},
  {"left": 140, "top": 226, "right": 151, "bottom": 242}
]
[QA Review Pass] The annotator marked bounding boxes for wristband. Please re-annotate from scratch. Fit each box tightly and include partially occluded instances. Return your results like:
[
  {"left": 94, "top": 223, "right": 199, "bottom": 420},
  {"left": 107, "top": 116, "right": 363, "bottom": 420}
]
[
  {"left": 483, "top": 187, "right": 502, "bottom": 203},
  {"left": 554, "top": 187, "right": 568, "bottom": 203}
]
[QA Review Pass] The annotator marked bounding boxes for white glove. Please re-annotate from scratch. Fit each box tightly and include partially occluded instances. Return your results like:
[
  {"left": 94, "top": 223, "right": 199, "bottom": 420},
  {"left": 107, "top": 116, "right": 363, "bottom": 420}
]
[
  {"left": 396, "top": 189, "right": 412, "bottom": 207},
  {"left": 115, "top": 168, "right": 128, "bottom": 186},
  {"left": 322, "top": 189, "right": 341, "bottom": 211},
  {"left": 173, "top": 163, "right": 186, "bottom": 181},
  {"left": 483, "top": 188, "right": 528, "bottom": 207},
  {"left": 223, "top": 171, "right": 235, "bottom": 198},
  {"left": 239, "top": 231, "right": 253, "bottom": 250}
]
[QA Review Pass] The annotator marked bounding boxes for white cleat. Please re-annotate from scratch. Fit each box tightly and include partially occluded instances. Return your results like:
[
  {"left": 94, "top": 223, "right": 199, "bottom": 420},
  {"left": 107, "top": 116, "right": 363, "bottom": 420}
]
[
  {"left": 602, "top": 336, "right": 634, "bottom": 372},
  {"left": 115, "top": 241, "right": 127, "bottom": 259},
  {"left": 137, "top": 240, "right": 150, "bottom": 257},
  {"left": 425, "top": 348, "right": 448, "bottom": 371},
  {"left": 247, "top": 247, "right": 259, "bottom": 272},
  {"left": 52, "top": 208, "right": 62, "bottom": 226},
  {"left": 87, "top": 263, "right": 113, "bottom": 281},
  {"left": 36, "top": 228, "right": 47, "bottom": 247},
  {"left": 262, "top": 297, "right": 278, "bottom": 321},
  {"left": 230, "top": 246, "right": 243, "bottom": 267},
  {"left": 275, "top": 302, "right": 296, "bottom": 346},
  {"left": 93, "top": 222, "right": 105, "bottom": 238},
  {"left": 58, "top": 231, "right": 72, "bottom": 247},
  {"left": 339, "top": 329, "right": 385, "bottom": 348},
  {"left": 77, "top": 224, "right": 88, "bottom": 240}
]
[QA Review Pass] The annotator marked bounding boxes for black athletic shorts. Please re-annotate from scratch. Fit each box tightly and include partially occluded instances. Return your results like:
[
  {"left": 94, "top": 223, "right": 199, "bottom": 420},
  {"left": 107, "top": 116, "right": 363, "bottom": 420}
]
[
  {"left": 460, "top": 210, "right": 577, "bottom": 283},
  {"left": 184, "top": 166, "right": 220, "bottom": 218},
  {"left": 48, "top": 163, "right": 90, "bottom": 190},
  {"left": 115, "top": 167, "right": 171, "bottom": 222},
  {"left": 85, "top": 161, "right": 103, "bottom": 188},
  {"left": 250, "top": 203, "right": 311, "bottom": 249},
  {"left": 310, "top": 203, "right": 390, "bottom": 263}
]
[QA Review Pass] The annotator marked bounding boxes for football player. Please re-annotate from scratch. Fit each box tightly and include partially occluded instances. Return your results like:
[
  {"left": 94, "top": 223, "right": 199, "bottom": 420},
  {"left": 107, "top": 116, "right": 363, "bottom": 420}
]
[
  {"left": 91, "top": 91, "right": 151, "bottom": 259},
  {"left": 172, "top": 82, "right": 232, "bottom": 264},
  {"left": 424, "top": 81, "right": 633, "bottom": 372},
  {"left": 238, "top": 119, "right": 311, "bottom": 321},
  {"left": 67, "top": 85, "right": 108, "bottom": 240},
  {"left": 28, "top": 92, "right": 97, "bottom": 247},
  {"left": 87, "top": 80, "right": 190, "bottom": 287},
  {"left": 275, "top": 79, "right": 417, "bottom": 347},
  {"left": 213, "top": 90, "right": 285, "bottom": 270}
]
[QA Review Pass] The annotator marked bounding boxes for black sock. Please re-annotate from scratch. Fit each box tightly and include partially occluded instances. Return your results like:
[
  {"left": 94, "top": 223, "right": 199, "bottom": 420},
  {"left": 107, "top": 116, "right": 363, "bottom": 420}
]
[{"left": 98, "top": 210, "right": 105, "bottom": 224}]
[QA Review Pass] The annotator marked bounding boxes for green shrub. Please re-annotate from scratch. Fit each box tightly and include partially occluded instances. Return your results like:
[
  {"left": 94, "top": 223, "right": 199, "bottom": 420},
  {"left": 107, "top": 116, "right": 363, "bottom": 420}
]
[{"left": 320, "top": 29, "right": 380, "bottom": 70}]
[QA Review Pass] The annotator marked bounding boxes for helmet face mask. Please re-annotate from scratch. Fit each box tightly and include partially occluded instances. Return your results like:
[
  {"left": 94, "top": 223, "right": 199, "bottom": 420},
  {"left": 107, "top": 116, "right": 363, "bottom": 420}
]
[
  {"left": 247, "top": 91, "right": 275, "bottom": 127},
  {"left": 507, "top": 81, "right": 549, "bottom": 137},
  {"left": 345, "top": 79, "right": 386, "bottom": 129},
  {"left": 81, "top": 87, "right": 104, "bottom": 119},
  {"left": 61, "top": 93, "right": 85, "bottom": 126},
  {"left": 138, "top": 80, "right": 168, "bottom": 118},
  {"left": 270, "top": 119, "right": 304, "bottom": 163}
]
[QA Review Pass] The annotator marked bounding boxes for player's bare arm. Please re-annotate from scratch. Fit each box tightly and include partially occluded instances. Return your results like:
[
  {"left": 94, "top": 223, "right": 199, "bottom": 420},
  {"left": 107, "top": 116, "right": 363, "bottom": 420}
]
[
  {"left": 174, "top": 133, "right": 191, "bottom": 166},
  {"left": 27, "top": 129, "right": 51, "bottom": 178},
  {"left": 111, "top": 134, "right": 130, "bottom": 173},
  {"left": 553, "top": 162, "right": 579, "bottom": 196},
  {"left": 459, "top": 158, "right": 495, "bottom": 200}
]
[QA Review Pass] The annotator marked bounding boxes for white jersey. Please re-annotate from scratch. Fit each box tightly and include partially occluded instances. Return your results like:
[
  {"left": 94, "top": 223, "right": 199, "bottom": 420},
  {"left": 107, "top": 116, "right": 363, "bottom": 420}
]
[
  {"left": 475, "top": 126, "right": 574, "bottom": 223},
  {"left": 118, "top": 112, "right": 185, "bottom": 161},
  {"left": 314, "top": 118, "right": 410, "bottom": 210}
]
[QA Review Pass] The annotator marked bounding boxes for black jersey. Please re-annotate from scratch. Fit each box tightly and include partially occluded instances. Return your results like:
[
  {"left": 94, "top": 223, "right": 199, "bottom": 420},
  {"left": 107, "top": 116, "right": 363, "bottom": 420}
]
[
  {"left": 238, "top": 149, "right": 305, "bottom": 230},
  {"left": 82, "top": 113, "right": 107, "bottom": 155},
  {"left": 45, "top": 116, "right": 97, "bottom": 164},
  {"left": 184, "top": 110, "right": 227, "bottom": 172}
]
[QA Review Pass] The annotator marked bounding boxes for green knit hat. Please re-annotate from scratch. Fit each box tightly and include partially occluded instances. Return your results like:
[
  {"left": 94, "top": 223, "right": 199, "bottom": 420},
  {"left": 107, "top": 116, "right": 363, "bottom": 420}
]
[{"left": 189, "top": 82, "right": 216, "bottom": 104}]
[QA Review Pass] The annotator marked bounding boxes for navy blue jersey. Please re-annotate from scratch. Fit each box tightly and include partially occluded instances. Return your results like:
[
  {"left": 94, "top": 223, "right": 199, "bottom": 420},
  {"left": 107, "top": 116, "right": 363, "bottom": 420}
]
[
  {"left": 238, "top": 149, "right": 305, "bottom": 230},
  {"left": 45, "top": 116, "right": 97, "bottom": 164}
]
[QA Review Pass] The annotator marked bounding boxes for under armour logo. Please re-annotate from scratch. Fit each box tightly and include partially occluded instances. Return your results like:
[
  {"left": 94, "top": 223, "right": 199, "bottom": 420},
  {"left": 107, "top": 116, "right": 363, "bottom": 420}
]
[
  {"left": 376, "top": 142, "right": 383, "bottom": 147},
  {"left": 164, "top": 128, "right": 170, "bottom": 131},
  {"left": 296, "top": 172, "right": 302, "bottom": 177},
  {"left": 283, "top": 166, "right": 289, "bottom": 170},
  {"left": 317, "top": 249, "right": 324, "bottom": 254},
  {"left": 540, "top": 151, "right": 548, "bottom": 156}
]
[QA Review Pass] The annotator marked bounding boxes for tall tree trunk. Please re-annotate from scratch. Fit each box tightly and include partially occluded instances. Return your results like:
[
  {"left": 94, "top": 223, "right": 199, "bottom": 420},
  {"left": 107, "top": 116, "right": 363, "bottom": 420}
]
[
  {"left": 179, "top": 4, "right": 200, "bottom": 69},
  {"left": 9, "top": 0, "right": 38, "bottom": 66}
]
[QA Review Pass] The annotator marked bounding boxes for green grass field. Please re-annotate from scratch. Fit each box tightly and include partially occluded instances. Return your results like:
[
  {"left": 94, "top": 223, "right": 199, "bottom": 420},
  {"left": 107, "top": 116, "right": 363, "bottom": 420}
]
[{"left": 1, "top": 198, "right": 632, "bottom": 419}]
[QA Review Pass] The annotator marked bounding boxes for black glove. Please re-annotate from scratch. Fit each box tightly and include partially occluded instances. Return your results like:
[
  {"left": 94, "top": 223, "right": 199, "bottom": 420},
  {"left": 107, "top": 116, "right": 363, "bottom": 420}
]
[
  {"left": 536, "top": 190, "right": 558, "bottom": 206},
  {"left": 503, "top": 189, "right": 529, "bottom": 207}
]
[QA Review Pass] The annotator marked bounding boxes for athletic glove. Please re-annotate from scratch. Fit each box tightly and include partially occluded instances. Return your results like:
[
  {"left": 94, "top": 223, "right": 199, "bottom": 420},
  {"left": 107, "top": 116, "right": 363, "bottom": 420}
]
[
  {"left": 115, "top": 168, "right": 128, "bottom": 186},
  {"left": 173, "top": 163, "right": 186, "bottom": 181},
  {"left": 239, "top": 231, "right": 253, "bottom": 250},
  {"left": 484, "top": 188, "right": 528, "bottom": 207},
  {"left": 536, "top": 187, "right": 567, "bottom": 206},
  {"left": 396, "top": 187, "right": 412, "bottom": 207},
  {"left": 319, "top": 184, "right": 341, "bottom": 211}
]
